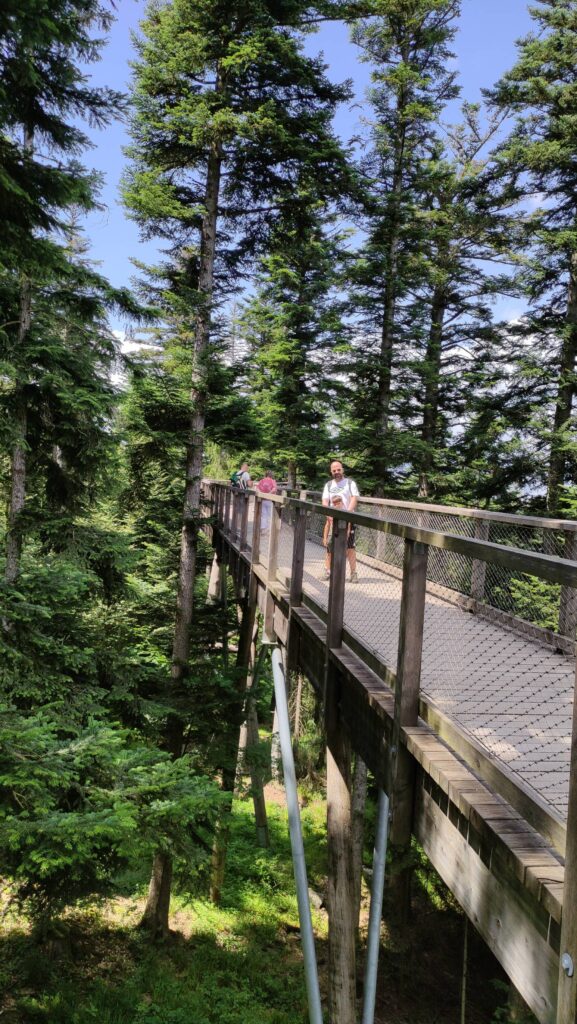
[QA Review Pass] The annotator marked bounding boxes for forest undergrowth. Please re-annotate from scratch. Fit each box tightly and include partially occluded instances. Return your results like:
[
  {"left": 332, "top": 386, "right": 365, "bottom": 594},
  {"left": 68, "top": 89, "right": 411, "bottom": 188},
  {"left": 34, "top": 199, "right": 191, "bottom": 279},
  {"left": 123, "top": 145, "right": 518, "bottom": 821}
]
[{"left": 0, "top": 795, "right": 519, "bottom": 1024}]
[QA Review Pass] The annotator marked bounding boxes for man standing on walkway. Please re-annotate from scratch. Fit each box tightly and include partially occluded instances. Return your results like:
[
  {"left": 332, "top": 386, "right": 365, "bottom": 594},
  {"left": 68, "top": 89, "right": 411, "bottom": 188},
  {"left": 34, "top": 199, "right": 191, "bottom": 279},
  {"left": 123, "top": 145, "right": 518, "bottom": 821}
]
[{"left": 321, "top": 460, "right": 359, "bottom": 582}]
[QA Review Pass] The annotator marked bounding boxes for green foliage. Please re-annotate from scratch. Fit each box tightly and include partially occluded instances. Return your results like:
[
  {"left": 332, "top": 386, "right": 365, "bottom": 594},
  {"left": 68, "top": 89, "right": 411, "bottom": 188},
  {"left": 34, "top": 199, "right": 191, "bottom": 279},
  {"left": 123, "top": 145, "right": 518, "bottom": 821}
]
[{"left": 0, "top": 704, "right": 221, "bottom": 919}]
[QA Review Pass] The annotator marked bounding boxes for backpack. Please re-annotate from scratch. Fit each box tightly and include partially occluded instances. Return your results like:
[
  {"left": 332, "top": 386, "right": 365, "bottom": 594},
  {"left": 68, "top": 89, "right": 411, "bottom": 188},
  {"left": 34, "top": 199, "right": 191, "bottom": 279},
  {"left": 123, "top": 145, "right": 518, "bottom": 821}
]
[{"left": 230, "top": 470, "right": 248, "bottom": 489}]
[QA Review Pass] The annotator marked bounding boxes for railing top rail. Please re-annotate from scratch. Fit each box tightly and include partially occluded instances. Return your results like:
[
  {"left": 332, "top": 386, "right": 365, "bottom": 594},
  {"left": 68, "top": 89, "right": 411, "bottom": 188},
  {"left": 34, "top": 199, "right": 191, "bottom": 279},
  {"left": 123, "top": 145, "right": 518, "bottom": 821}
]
[
  {"left": 287, "top": 499, "right": 577, "bottom": 586},
  {"left": 204, "top": 479, "right": 577, "bottom": 533}
]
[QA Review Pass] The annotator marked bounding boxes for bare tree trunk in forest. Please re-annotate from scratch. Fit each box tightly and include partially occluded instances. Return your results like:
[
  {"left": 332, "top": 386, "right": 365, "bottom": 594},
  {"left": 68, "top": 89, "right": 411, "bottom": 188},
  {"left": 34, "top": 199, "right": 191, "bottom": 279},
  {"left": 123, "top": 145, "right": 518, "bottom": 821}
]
[
  {"left": 293, "top": 672, "right": 303, "bottom": 738},
  {"left": 210, "top": 596, "right": 256, "bottom": 904},
  {"left": 287, "top": 458, "right": 297, "bottom": 490},
  {"left": 418, "top": 289, "right": 445, "bottom": 500},
  {"left": 6, "top": 130, "right": 33, "bottom": 586},
  {"left": 351, "top": 754, "right": 368, "bottom": 934},
  {"left": 547, "top": 251, "right": 577, "bottom": 516},
  {"left": 374, "top": 78, "right": 408, "bottom": 496},
  {"left": 141, "top": 124, "right": 223, "bottom": 934},
  {"left": 140, "top": 851, "right": 173, "bottom": 940}
]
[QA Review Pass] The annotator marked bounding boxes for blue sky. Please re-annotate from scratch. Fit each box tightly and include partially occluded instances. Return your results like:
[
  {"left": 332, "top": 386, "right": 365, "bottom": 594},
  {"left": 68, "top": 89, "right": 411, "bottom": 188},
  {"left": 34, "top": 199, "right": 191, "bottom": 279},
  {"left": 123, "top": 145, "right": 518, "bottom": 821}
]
[{"left": 83, "top": 0, "right": 534, "bottom": 318}]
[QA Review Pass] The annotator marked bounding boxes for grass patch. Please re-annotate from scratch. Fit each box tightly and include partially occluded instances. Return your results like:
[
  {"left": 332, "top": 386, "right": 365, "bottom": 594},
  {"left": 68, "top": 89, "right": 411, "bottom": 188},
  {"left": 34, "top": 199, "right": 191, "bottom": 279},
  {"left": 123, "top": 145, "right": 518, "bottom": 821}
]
[{"left": 0, "top": 794, "right": 521, "bottom": 1023}]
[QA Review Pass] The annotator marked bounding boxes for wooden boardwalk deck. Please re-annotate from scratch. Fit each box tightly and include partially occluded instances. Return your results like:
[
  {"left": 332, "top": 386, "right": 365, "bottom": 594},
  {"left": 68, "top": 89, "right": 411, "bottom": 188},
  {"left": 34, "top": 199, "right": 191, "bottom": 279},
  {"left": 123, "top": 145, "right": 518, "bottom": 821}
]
[{"left": 265, "top": 521, "right": 575, "bottom": 823}]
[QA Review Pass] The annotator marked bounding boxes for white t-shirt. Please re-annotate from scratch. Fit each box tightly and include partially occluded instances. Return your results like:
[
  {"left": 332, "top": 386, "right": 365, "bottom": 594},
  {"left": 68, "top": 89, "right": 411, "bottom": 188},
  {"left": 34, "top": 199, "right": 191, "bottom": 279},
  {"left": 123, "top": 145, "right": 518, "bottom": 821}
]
[
  {"left": 322, "top": 477, "right": 360, "bottom": 509},
  {"left": 239, "top": 470, "right": 251, "bottom": 489}
]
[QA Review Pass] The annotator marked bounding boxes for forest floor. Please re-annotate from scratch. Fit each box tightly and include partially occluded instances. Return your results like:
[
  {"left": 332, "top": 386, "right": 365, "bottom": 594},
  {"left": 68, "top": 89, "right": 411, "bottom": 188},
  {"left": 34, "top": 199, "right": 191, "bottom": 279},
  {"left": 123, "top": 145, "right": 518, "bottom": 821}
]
[{"left": 0, "top": 791, "right": 533, "bottom": 1024}]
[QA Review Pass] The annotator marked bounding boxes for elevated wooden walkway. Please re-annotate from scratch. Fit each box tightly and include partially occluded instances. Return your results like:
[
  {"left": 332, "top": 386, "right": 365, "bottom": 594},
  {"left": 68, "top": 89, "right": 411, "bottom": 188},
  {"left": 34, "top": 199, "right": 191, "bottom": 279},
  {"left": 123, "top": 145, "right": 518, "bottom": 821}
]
[{"left": 203, "top": 482, "right": 577, "bottom": 1024}]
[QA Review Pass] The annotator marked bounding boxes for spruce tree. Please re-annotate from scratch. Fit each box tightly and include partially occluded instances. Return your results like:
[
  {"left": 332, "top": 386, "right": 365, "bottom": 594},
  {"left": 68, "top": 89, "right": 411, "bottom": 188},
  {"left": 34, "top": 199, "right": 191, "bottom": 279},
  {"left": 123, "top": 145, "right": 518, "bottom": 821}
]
[
  {"left": 242, "top": 199, "right": 349, "bottom": 487},
  {"left": 0, "top": 0, "right": 125, "bottom": 581},
  {"left": 124, "top": 0, "right": 351, "bottom": 933},
  {"left": 487, "top": 0, "right": 577, "bottom": 515},
  {"left": 345, "top": 0, "right": 459, "bottom": 494}
]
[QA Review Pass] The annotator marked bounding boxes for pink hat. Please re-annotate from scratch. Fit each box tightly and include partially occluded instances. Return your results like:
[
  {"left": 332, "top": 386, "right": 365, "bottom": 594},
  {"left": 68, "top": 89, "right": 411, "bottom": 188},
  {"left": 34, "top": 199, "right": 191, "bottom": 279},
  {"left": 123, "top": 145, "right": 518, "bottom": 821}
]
[{"left": 257, "top": 476, "right": 277, "bottom": 494}]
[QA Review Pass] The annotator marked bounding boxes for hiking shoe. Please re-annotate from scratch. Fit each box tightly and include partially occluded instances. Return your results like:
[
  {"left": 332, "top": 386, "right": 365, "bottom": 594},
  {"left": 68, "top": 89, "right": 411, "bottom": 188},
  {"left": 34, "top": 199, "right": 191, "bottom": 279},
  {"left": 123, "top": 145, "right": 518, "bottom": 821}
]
[{"left": 350, "top": 571, "right": 359, "bottom": 583}]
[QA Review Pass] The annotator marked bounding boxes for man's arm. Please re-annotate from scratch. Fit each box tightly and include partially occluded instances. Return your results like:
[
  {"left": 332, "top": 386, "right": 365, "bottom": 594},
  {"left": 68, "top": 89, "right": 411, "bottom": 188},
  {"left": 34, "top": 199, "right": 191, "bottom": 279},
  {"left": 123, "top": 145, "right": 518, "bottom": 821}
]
[{"left": 348, "top": 479, "right": 359, "bottom": 513}]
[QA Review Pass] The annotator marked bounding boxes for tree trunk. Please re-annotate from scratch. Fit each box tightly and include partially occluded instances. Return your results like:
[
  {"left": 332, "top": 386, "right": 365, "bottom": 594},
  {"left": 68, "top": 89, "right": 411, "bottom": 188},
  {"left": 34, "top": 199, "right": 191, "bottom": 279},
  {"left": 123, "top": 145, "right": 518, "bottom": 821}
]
[
  {"left": 6, "top": 393, "right": 28, "bottom": 585},
  {"left": 140, "top": 851, "right": 173, "bottom": 939},
  {"left": 287, "top": 458, "right": 297, "bottom": 490},
  {"left": 351, "top": 754, "right": 368, "bottom": 934},
  {"left": 547, "top": 250, "right": 577, "bottom": 515},
  {"left": 210, "top": 597, "right": 256, "bottom": 903},
  {"left": 327, "top": 735, "right": 356, "bottom": 1024},
  {"left": 144, "top": 113, "right": 223, "bottom": 935},
  {"left": 418, "top": 288, "right": 445, "bottom": 500},
  {"left": 374, "top": 71, "right": 408, "bottom": 495},
  {"left": 293, "top": 672, "right": 304, "bottom": 739},
  {"left": 6, "top": 132, "right": 33, "bottom": 585}
]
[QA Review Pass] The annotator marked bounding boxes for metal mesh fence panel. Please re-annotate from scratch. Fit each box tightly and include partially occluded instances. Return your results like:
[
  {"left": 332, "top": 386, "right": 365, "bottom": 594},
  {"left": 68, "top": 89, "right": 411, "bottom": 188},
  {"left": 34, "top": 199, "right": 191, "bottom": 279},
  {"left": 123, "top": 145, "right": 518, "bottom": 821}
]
[
  {"left": 419, "top": 559, "right": 574, "bottom": 819},
  {"left": 276, "top": 503, "right": 295, "bottom": 583}
]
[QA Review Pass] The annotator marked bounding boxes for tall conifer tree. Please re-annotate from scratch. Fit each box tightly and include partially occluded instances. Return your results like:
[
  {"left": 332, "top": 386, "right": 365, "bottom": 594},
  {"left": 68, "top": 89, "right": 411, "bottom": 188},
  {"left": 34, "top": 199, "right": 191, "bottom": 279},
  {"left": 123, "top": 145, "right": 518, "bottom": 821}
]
[
  {"left": 124, "top": 0, "right": 351, "bottom": 934},
  {"left": 488, "top": 0, "right": 577, "bottom": 515},
  {"left": 346, "top": 0, "right": 459, "bottom": 493}
]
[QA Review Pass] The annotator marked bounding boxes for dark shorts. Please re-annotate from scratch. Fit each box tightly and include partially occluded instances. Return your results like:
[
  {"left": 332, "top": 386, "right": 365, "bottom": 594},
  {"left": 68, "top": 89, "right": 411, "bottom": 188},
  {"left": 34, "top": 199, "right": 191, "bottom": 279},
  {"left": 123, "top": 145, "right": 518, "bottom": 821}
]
[{"left": 328, "top": 525, "right": 356, "bottom": 552}]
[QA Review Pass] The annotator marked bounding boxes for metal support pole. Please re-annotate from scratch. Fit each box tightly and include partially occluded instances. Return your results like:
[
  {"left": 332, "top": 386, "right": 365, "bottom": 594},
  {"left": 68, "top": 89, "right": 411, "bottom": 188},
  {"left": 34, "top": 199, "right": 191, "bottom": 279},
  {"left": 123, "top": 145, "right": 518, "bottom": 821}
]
[
  {"left": 271, "top": 648, "right": 323, "bottom": 1024},
  {"left": 361, "top": 790, "right": 390, "bottom": 1024}
]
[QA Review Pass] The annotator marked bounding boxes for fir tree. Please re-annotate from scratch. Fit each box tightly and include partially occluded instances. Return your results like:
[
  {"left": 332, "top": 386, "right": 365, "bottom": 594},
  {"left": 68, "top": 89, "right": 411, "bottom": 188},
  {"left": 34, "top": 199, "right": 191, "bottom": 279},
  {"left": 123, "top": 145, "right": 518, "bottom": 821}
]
[
  {"left": 487, "top": 0, "right": 577, "bottom": 515},
  {"left": 346, "top": 0, "right": 460, "bottom": 494},
  {"left": 243, "top": 199, "right": 349, "bottom": 487},
  {"left": 123, "top": 0, "right": 351, "bottom": 933}
]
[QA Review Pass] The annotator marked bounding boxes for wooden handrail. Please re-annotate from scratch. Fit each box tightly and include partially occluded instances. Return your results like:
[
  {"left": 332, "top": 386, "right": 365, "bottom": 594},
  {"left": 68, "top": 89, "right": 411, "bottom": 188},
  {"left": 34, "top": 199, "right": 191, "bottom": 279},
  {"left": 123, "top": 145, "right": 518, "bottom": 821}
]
[
  {"left": 203, "top": 479, "right": 577, "bottom": 533},
  {"left": 208, "top": 483, "right": 577, "bottom": 587}
]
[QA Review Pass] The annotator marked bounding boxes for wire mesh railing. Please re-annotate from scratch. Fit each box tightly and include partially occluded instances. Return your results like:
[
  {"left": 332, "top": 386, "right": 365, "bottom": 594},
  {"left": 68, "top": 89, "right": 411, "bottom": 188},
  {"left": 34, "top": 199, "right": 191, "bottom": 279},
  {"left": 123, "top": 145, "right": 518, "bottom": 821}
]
[{"left": 203, "top": 481, "right": 577, "bottom": 823}]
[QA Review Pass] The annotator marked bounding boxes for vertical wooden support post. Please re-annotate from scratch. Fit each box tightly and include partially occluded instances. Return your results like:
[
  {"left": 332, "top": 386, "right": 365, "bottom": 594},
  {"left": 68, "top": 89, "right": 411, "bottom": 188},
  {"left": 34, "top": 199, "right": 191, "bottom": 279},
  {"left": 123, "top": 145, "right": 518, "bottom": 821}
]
[
  {"left": 240, "top": 492, "right": 250, "bottom": 551},
  {"left": 231, "top": 492, "right": 240, "bottom": 544},
  {"left": 325, "top": 513, "right": 356, "bottom": 1024},
  {"left": 264, "top": 502, "right": 282, "bottom": 640},
  {"left": 471, "top": 518, "right": 489, "bottom": 602},
  {"left": 223, "top": 488, "right": 231, "bottom": 535},
  {"left": 327, "top": 516, "right": 347, "bottom": 652},
  {"left": 251, "top": 496, "right": 262, "bottom": 566},
  {"left": 287, "top": 506, "right": 307, "bottom": 671},
  {"left": 213, "top": 486, "right": 221, "bottom": 529},
  {"left": 559, "top": 530, "right": 577, "bottom": 639},
  {"left": 389, "top": 538, "right": 429, "bottom": 927},
  {"left": 556, "top": 656, "right": 577, "bottom": 1023}
]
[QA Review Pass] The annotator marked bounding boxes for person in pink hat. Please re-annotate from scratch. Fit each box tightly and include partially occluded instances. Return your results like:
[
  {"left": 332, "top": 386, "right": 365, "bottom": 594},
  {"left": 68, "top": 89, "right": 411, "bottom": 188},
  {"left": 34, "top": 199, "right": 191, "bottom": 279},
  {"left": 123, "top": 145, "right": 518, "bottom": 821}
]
[{"left": 256, "top": 471, "right": 277, "bottom": 532}]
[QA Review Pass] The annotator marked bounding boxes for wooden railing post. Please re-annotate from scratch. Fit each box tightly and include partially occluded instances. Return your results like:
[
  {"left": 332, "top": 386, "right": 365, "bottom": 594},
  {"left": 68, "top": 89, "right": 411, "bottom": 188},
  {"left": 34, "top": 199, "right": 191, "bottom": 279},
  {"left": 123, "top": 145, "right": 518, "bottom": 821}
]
[
  {"left": 556, "top": 658, "right": 577, "bottom": 1023},
  {"left": 326, "top": 515, "right": 348, "bottom": 651},
  {"left": 287, "top": 505, "right": 307, "bottom": 671},
  {"left": 251, "top": 496, "right": 262, "bottom": 565},
  {"left": 240, "top": 492, "right": 249, "bottom": 551},
  {"left": 231, "top": 491, "right": 240, "bottom": 543},
  {"left": 471, "top": 518, "right": 489, "bottom": 602},
  {"left": 223, "top": 487, "right": 231, "bottom": 535},
  {"left": 389, "top": 538, "right": 429, "bottom": 927},
  {"left": 264, "top": 501, "right": 282, "bottom": 639},
  {"left": 213, "top": 485, "right": 220, "bottom": 528},
  {"left": 325, "top": 512, "right": 356, "bottom": 1024},
  {"left": 559, "top": 531, "right": 577, "bottom": 639}
]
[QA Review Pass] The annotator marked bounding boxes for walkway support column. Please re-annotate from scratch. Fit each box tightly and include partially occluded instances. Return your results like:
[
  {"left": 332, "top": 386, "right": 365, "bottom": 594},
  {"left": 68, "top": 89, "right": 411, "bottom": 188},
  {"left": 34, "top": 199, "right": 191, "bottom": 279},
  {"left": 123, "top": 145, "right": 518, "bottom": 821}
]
[
  {"left": 557, "top": 654, "right": 577, "bottom": 1023},
  {"left": 389, "top": 538, "right": 428, "bottom": 927},
  {"left": 264, "top": 499, "right": 282, "bottom": 640},
  {"left": 288, "top": 504, "right": 307, "bottom": 671},
  {"left": 272, "top": 648, "right": 323, "bottom": 1024},
  {"left": 559, "top": 530, "right": 577, "bottom": 639},
  {"left": 325, "top": 516, "right": 357, "bottom": 1024}
]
